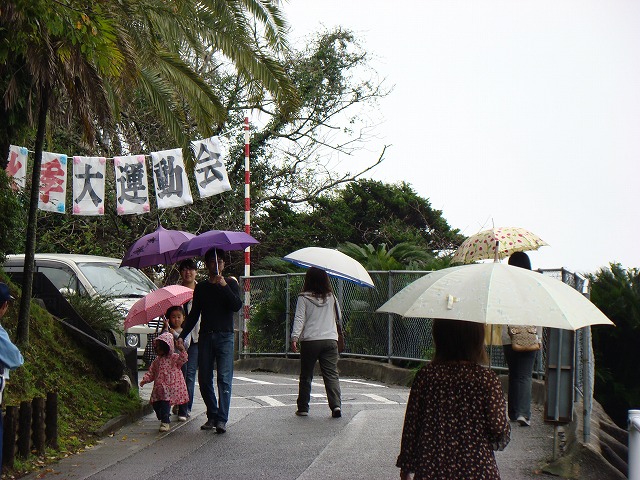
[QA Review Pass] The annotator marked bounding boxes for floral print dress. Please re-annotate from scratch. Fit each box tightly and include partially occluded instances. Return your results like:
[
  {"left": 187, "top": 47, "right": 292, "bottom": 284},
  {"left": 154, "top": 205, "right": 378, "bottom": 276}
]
[
  {"left": 397, "top": 362, "right": 510, "bottom": 480},
  {"left": 141, "top": 332, "right": 189, "bottom": 405}
]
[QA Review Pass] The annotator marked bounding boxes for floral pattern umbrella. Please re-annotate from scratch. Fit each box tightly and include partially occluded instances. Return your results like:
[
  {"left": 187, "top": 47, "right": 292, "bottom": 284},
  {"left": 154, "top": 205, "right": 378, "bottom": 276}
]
[{"left": 451, "top": 227, "right": 548, "bottom": 264}]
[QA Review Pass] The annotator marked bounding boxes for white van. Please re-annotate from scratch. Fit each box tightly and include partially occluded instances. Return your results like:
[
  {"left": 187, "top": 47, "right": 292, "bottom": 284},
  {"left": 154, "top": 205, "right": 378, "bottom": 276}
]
[{"left": 2, "top": 254, "right": 159, "bottom": 359}]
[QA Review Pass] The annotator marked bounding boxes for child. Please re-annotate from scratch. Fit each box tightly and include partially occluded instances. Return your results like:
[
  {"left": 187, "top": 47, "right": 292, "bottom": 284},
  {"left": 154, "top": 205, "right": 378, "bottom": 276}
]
[
  {"left": 139, "top": 331, "right": 189, "bottom": 432},
  {"left": 165, "top": 306, "right": 191, "bottom": 421}
]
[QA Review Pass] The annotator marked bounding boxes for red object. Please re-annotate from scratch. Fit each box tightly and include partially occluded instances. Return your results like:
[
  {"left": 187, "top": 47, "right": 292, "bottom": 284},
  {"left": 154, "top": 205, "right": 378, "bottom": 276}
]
[{"left": 125, "top": 285, "right": 193, "bottom": 329}]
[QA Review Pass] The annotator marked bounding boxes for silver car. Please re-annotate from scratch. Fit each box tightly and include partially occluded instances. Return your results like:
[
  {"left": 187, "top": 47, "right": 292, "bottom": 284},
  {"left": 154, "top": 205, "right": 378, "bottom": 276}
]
[{"left": 3, "top": 254, "right": 160, "bottom": 359}]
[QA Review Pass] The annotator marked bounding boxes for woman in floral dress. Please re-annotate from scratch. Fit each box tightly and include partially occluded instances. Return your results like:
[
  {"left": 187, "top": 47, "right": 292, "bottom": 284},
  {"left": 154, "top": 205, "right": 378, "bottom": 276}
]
[{"left": 397, "top": 319, "right": 510, "bottom": 479}]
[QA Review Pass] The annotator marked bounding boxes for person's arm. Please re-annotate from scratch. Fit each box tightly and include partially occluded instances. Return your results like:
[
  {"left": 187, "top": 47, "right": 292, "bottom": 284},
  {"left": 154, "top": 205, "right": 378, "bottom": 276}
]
[
  {"left": 221, "top": 277, "right": 243, "bottom": 312},
  {"left": 396, "top": 368, "right": 427, "bottom": 476},
  {"left": 140, "top": 359, "right": 158, "bottom": 386},
  {"left": 180, "top": 284, "right": 202, "bottom": 339},
  {"left": 485, "top": 371, "right": 511, "bottom": 451},
  {"left": 0, "top": 326, "right": 24, "bottom": 369},
  {"left": 290, "top": 296, "right": 307, "bottom": 353}
]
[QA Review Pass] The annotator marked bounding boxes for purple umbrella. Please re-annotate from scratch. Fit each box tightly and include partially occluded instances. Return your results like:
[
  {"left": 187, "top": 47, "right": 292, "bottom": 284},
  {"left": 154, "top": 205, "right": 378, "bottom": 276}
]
[
  {"left": 174, "top": 230, "right": 259, "bottom": 262},
  {"left": 121, "top": 225, "right": 195, "bottom": 268}
]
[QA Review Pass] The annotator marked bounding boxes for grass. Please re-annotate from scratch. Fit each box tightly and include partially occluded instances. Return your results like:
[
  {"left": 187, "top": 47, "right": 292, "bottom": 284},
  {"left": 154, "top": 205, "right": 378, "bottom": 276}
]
[{"left": 0, "top": 274, "right": 144, "bottom": 479}]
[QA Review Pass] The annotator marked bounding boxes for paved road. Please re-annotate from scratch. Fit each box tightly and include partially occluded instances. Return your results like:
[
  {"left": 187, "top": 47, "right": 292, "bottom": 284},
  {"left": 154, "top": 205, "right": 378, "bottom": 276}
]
[{"left": 24, "top": 371, "right": 562, "bottom": 479}]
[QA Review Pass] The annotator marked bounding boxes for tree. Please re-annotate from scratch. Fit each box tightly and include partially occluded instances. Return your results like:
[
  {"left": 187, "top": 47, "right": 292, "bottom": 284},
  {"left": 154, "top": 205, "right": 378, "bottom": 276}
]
[
  {"left": 588, "top": 263, "right": 640, "bottom": 427},
  {"left": 337, "top": 242, "right": 436, "bottom": 271},
  {"left": 0, "top": 0, "right": 298, "bottom": 345}
]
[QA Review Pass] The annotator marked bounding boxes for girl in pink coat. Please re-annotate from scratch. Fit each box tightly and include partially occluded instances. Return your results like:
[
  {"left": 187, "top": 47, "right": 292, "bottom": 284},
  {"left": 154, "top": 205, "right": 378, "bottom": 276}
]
[{"left": 140, "top": 331, "right": 189, "bottom": 432}]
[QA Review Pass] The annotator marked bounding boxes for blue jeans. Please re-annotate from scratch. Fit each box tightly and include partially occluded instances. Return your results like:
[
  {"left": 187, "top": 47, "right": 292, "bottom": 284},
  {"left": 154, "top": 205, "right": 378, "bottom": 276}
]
[
  {"left": 152, "top": 400, "right": 171, "bottom": 423},
  {"left": 198, "top": 331, "right": 234, "bottom": 423},
  {"left": 185, "top": 341, "right": 199, "bottom": 412},
  {"left": 503, "top": 345, "right": 537, "bottom": 421}
]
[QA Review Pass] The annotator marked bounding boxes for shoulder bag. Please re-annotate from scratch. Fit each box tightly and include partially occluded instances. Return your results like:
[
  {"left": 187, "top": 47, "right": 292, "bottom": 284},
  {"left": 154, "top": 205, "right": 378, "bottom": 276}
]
[{"left": 508, "top": 325, "right": 541, "bottom": 352}]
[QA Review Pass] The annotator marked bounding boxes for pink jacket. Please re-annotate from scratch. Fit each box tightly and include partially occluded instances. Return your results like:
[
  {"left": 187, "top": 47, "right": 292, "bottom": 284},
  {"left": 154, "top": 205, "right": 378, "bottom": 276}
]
[{"left": 141, "top": 332, "right": 189, "bottom": 405}]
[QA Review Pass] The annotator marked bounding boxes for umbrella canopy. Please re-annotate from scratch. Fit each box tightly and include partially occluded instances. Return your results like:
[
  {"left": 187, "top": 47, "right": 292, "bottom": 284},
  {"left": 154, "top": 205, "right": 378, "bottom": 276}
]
[
  {"left": 377, "top": 263, "right": 613, "bottom": 330},
  {"left": 174, "top": 230, "right": 259, "bottom": 261},
  {"left": 451, "top": 227, "right": 548, "bottom": 264},
  {"left": 124, "top": 285, "right": 194, "bottom": 329},
  {"left": 283, "top": 247, "right": 375, "bottom": 288},
  {"left": 121, "top": 225, "right": 195, "bottom": 268}
]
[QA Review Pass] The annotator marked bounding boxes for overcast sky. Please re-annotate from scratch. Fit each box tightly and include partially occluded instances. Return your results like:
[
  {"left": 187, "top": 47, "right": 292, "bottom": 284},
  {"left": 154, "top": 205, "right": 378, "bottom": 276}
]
[{"left": 282, "top": 0, "right": 640, "bottom": 274}]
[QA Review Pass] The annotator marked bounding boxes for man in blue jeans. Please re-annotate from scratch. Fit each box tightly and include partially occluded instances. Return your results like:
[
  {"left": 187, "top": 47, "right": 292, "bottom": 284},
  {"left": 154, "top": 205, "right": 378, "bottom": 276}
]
[{"left": 178, "top": 249, "right": 242, "bottom": 433}]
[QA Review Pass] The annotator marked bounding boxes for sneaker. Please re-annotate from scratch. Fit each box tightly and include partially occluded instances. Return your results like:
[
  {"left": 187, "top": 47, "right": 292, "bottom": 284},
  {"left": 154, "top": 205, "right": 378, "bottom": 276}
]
[
  {"left": 295, "top": 410, "right": 308, "bottom": 416},
  {"left": 517, "top": 415, "right": 530, "bottom": 427},
  {"left": 159, "top": 422, "right": 170, "bottom": 432},
  {"left": 178, "top": 416, "right": 187, "bottom": 422},
  {"left": 201, "top": 420, "right": 216, "bottom": 430},
  {"left": 332, "top": 407, "right": 342, "bottom": 418},
  {"left": 215, "top": 421, "right": 227, "bottom": 434}
]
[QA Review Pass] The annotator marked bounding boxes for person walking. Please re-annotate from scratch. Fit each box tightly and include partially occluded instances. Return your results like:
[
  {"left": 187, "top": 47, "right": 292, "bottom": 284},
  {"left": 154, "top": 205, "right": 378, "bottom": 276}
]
[
  {"left": 502, "top": 251, "right": 541, "bottom": 427},
  {"left": 178, "top": 258, "right": 199, "bottom": 417},
  {"left": 140, "top": 331, "right": 189, "bottom": 432},
  {"left": 290, "top": 267, "right": 342, "bottom": 418},
  {"left": 0, "top": 283, "right": 24, "bottom": 475},
  {"left": 397, "top": 319, "right": 510, "bottom": 480},
  {"left": 179, "top": 248, "right": 242, "bottom": 433}
]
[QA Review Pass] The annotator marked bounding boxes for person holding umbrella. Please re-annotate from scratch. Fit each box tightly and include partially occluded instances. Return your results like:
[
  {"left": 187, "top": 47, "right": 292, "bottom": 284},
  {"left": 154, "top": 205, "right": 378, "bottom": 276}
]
[
  {"left": 290, "top": 267, "right": 343, "bottom": 418},
  {"left": 501, "top": 251, "right": 542, "bottom": 427},
  {"left": 178, "top": 248, "right": 242, "bottom": 433},
  {"left": 178, "top": 258, "right": 200, "bottom": 418},
  {"left": 397, "top": 319, "right": 510, "bottom": 480}
]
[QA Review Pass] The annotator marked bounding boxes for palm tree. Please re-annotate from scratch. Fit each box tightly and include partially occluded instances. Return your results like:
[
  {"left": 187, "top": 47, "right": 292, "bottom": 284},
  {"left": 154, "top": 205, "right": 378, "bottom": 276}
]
[
  {"left": 1, "top": 0, "right": 298, "bottom": 345},
  {"left": 337, "top": 242, "right": 437, "bottom": 271}
]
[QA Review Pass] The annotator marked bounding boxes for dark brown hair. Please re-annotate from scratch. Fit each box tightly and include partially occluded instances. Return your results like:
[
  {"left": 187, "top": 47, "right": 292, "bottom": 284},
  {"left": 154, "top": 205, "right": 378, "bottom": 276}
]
[
  {"left": 301, "top": 267, "right": 332, "bottom": 299},
  {"left": 508, "top": 251, "right": 531, "bottom": 270},
  {"left": 166, "top": 305, "right": 185, "bottom": 319},
  {"left": 432, "top": 319, "right": 488, "bottom": 364}
]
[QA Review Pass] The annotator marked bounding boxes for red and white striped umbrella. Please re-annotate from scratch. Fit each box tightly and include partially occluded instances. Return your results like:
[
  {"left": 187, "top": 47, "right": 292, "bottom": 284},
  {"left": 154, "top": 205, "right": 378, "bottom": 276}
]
[{"left": 124, "top": 285, "right": 193, "bottom": 329}]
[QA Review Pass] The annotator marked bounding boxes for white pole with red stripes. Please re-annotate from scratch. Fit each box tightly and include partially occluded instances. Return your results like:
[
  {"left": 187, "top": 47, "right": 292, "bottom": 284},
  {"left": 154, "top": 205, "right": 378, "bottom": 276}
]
[{"left": 243, "top": 116, "right": 251, "bottom": 353}]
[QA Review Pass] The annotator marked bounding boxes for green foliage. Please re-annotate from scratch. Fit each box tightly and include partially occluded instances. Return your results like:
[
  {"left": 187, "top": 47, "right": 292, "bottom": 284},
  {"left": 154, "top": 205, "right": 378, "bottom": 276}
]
[
  {"left": 0, "top": 272, "right": 142, "bottom": 477},
  {"left": 588, "top": 263, "right": 640, "bottom": 427},
  {"left": 64, "top": 292, "right": 125, "bottom": 341},
  {"left": 338, "top": 242, "right": 435, "bottom": 271},
  {"left": 0, "top": 169, "right": 27, "bottom": 263}
]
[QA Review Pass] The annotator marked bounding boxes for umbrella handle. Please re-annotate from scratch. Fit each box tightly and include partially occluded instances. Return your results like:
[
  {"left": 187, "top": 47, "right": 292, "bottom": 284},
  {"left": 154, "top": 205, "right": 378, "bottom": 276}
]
[{"left": 493, "top": 240, "right": 500, "bottom": 263}]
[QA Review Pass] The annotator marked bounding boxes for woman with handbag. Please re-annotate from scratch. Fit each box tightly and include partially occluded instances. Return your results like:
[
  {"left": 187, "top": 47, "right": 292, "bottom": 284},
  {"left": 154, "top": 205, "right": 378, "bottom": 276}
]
[
  {"left": 290, "top": 267, "right": 343, "bottom": 418},
  {"left": 502, "top": 251, "right": 542, "bottom": 427}
]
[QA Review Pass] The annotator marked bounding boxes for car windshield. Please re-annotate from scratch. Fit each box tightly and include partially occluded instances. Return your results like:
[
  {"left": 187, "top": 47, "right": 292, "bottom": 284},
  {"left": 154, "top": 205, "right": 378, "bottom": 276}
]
[{"left": 76, "top": 262, "right": 156, "bottom": 297}]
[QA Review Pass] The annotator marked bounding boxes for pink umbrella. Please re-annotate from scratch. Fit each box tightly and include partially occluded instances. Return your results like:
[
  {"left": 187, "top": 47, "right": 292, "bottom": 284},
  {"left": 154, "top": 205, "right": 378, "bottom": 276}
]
[{"left": 124, "top": 285, "right": 193, "bottom": 329}]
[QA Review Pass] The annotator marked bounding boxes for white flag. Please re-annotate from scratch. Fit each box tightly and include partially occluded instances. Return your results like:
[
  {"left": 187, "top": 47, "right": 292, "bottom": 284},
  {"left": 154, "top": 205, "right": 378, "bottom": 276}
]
[
  {"left": 38, "top": 152, "right": 68, "bottom": 213},
  {"left": 191, "top": 136, "right": 232, "bottom": 198},
  {"left": 72, "top": 156, "right": 106, "bottom": 215},
  {"left": 6, "top": 145, "right": 28, "bottom": 191},
  {"left": 114, "top": 155, "right": 151, "bottom": 215},
  {"left": 150, "top": 148, "right": 193, "bottom": 209}
]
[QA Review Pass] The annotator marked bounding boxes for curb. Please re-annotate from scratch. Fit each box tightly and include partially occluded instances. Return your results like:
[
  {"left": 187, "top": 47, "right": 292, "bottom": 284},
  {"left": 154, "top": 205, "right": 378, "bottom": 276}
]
[{"left": 95, "top": 401, "right": 154, "bottom": 437}]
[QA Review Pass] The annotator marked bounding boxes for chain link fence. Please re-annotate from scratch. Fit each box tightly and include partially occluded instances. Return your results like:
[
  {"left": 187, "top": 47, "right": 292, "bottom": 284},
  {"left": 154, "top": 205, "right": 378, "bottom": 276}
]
[{"left": 240, "top": 268, "right": 591, "bottom": 387}]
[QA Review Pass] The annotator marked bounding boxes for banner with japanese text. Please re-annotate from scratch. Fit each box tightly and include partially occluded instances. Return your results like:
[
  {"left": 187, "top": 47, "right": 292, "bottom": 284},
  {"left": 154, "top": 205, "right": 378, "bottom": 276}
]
[
  {"left": 150, "top": 148, "right": 193, "bottom": 209},
  {"left": 38, "top": 152, "right": 67, "bottom": 213},
  {"left": 72, "top": 156, "right": 106, "bottom": 215},
  {"left": 6, "top": 145, "right": 28, "bottom": 191},
  {"left": 114, "top": 155, "right": 151, "bottom": 215},
  {"left": 192, "top": 136, "right": 232, "bottom": 198}
]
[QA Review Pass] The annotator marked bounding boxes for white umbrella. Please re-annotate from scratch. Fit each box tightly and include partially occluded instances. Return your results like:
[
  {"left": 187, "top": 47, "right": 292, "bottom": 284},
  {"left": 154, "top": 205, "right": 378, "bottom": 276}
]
[
  {"left": 283, "top": 247, "right": 375, "bottom": 288},
  {"left": 377, "top": 263, "right": 613, "bottom": 330}
]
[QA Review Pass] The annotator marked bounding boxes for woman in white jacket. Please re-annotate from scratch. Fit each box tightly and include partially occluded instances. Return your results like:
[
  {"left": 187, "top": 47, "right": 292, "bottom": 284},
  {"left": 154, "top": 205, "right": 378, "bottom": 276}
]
[{"left": 291, "top": 267, "right": 342, "bottom": 418}]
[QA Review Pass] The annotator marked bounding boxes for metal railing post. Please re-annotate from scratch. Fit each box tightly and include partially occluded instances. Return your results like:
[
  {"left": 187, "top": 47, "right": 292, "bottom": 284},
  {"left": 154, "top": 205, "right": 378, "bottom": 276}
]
[
  {"left": 285, "top": 274, "right": 291, "bottom": 357},
  {"left": 629, "top": 410, "right": 640, "bottom": 480},
  {"left": 582, "top": 326, "right": 592, "bottom": 443},
  {"left": 387, "top": 271, "right": 393, "bottom": 363}
]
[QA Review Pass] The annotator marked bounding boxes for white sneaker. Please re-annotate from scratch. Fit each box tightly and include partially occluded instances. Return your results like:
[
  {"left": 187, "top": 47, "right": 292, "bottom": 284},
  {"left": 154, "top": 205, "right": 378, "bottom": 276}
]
[
  {"left": 178, "top": 416, "right": 187, "bottom": 422},
  {"left": 516, "top": 415, "right": 530, "bottom": 426},
  {"left": 159, "top": 422, "right": 170, "bottom": 432}
]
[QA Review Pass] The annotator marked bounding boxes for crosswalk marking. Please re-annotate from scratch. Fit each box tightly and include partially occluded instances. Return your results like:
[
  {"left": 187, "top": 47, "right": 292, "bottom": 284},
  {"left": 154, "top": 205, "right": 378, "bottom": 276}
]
[
  {"left": 234, "top": 376, "right": 274, "bottom": 385},
  {"left": 254, "top": 395, "right": 286, "bottom": 406},
  {"left": 341, "top": 379, "right": 387, "bottom": 388},
  {"left": 362, "top": 393, "right": 398, "bottom": 404}
]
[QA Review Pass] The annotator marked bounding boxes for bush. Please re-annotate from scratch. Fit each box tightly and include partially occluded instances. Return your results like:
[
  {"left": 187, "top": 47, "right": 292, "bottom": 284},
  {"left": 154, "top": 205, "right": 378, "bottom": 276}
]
[{"left": 64, "top": 292, "right": 124, "bottom": 343}]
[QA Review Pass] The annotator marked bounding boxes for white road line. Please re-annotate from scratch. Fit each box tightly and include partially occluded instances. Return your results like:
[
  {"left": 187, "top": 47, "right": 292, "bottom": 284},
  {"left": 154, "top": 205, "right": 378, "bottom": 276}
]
[
  {"left": 340, "top": 379, "right": 387, "bottom": 388},
  {"left": 254, "top": 396, "right": 287, "bottom": 406},
  {"left": 362, "top": 393, "right": 398, "bottom": 404},
  {"left": 234, "top": 376, "right": 274, "bottom": 385}
]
